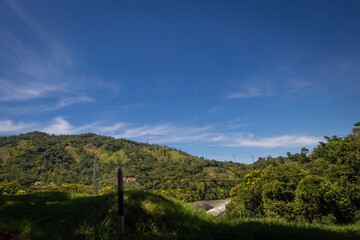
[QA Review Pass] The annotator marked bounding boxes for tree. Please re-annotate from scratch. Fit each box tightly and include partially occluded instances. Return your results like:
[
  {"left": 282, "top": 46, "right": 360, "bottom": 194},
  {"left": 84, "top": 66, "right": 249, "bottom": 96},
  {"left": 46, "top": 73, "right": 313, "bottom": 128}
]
[{"left": 352, "top": 122, "right": 360, "bottom": 136}]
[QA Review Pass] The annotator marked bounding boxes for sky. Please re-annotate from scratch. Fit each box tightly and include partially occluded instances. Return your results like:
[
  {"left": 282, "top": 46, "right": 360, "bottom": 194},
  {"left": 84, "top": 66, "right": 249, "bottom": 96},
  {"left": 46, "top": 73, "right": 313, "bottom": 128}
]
[{"left": 1, "top": 0, "right": 360, "bottom": 163}]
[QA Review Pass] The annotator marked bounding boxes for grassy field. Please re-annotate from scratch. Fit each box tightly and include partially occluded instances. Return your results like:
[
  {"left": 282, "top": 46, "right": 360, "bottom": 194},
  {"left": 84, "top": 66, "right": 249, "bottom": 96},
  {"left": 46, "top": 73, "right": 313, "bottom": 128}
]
[{"left": 0, "top": 191, "right": 359, "bottom": 240}]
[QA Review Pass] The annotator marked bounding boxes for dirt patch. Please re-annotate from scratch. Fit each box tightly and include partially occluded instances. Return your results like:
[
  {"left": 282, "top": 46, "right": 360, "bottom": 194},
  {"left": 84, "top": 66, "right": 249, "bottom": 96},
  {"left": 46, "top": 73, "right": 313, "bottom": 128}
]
[
  {"left": 65, "top": 146, "right": 80, "bottom": 163},
  {"left": 83, "top": 144, "right": 100, "bottom": 154},
  {"left": 0, "top": 147, "right": 10, "bottom": 160},
  {"left": 123, "top": 177, "right": 136, "bottom": 183}
]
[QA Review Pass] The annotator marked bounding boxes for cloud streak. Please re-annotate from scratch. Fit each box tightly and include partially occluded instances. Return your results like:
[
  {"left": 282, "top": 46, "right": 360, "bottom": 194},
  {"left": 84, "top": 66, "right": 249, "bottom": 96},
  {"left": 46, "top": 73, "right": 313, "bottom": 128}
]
[
  {"left": 0, "top": 1, "right": 114, "bottom": 109},
  {"left": 0, "top": 114, "right": 323, "bottom": 151},
  {"left": 0, "top": 119, "right": 35, "bottom": 132},
  {"left": 0, "top": 118, "right": 321, "bottom": 149},
  {"left": 229, "top": 135, "right": 322, "bottom": 148},
  {"left": 0, "top": 79, "right": 65, "bottom": 101},
  {"left": 226, "top": 81, "right": 273, "bottom": 99}
]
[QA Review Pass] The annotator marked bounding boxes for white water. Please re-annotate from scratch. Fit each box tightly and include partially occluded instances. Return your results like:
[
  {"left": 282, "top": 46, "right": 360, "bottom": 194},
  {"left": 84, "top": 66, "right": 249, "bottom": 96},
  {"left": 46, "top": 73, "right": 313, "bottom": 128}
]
[{"left": 206, "top": 199, "right": 230, "bottom": 216}]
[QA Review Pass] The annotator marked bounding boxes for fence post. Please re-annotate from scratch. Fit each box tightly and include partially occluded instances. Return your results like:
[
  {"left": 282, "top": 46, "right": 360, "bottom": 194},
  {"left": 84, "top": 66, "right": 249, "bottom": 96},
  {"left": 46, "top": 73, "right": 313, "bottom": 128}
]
[{"left": 118, "top": 167, "right": 124, "bottom": 240}]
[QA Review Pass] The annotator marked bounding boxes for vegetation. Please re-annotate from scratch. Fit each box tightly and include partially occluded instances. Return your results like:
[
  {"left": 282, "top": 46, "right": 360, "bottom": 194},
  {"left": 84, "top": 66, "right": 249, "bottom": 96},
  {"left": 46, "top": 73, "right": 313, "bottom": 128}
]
[
  {"left": 0, "top": 191, "right": 359, "bottom": 240},
  {"left": 0, "top": 131, "right": 246, "bottom": 201},
  {"left": 227, "top": 122, "right": 360, "bottom": 224},
  {"left": 1, "top": 123, "right": 360, "bottom": 239}
]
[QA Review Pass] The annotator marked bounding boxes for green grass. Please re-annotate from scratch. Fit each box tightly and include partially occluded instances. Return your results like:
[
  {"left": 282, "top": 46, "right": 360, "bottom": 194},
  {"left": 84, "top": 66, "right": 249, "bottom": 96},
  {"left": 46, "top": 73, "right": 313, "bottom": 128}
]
[{"left": 0, "top": 191, "right": 359, "bottom": 240}]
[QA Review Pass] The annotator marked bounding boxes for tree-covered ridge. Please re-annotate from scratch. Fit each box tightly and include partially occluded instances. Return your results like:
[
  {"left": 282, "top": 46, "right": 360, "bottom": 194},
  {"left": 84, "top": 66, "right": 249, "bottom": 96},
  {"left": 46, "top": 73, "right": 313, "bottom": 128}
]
[
  {"left": 0, "top": 131, "right": 246, "bottom": 201},
  {"left": 227, "top": 123, "right": 360, "bottom": 224}
]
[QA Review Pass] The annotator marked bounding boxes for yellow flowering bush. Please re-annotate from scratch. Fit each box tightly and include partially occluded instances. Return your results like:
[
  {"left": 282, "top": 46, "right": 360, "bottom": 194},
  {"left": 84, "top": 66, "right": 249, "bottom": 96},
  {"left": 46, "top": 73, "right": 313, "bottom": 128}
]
[
  {"left": 229, "top": 167, "right": 242, "bottom": 175},
  {"left": 98, "top": 186, "right": 115, "bottom": 196},
  {"left": 17, "top": 189, "right": 27, "bottom": 195},
  {"left": 60, "top": 183, "right": 92, "bottom": 193},
  {"left": 228, "top": 169, "right": 265, "bottom": 217},
  {"left": 230, "top": 169, "right": 264, "bottom": 201},
  {"left": 0, "top": 182, "right": 20, "bottom": 195},
  {"left": 158, "top": 188, "right": 196, "bottom": 202}
]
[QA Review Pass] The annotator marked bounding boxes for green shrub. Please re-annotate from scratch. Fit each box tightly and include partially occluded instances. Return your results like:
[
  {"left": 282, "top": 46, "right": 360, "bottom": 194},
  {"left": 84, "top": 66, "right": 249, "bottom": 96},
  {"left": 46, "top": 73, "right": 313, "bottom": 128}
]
[{"left": 262, "top": 180, "right": 296, "bottom": 219}]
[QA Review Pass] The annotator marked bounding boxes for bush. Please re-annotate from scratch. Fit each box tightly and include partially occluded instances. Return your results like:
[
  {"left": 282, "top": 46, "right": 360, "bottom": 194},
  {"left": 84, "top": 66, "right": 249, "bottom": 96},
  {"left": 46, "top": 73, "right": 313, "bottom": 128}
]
[
  {"left": 295, "top": 175, "right": 326, "bottom": 222},
  {"left": 228, "top": 170, "right": 264, "bottom": 217},
  {"left": 262, "top": 180, "right": 295, "bottom": 219}
]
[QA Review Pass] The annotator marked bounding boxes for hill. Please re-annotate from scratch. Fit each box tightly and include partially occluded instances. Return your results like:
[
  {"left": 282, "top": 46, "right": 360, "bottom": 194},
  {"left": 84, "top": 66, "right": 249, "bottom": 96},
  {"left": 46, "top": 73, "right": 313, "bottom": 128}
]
[{"left": 0, "top": 131, "right": 246, "bottom": 201}]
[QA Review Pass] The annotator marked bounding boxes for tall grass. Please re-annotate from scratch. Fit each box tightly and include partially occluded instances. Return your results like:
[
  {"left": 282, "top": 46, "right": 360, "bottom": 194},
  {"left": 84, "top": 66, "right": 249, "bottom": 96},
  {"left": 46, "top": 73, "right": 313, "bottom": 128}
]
[{"left": 0, "top": 191, "right": 359, "bottom": 239}]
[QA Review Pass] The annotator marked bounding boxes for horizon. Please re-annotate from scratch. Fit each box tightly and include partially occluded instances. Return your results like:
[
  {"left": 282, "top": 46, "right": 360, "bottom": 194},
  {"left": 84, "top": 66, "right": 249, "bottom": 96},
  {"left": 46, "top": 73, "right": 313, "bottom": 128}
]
[{"left": 1, "top": 0, "right": 359, "bottom": 163}]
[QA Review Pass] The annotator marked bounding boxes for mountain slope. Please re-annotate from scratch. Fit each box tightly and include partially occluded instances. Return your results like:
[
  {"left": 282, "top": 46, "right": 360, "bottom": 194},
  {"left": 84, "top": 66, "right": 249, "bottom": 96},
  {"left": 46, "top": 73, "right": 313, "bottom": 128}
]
[{"left": 0, "top": 131, "right": 245, "bottom": 200}]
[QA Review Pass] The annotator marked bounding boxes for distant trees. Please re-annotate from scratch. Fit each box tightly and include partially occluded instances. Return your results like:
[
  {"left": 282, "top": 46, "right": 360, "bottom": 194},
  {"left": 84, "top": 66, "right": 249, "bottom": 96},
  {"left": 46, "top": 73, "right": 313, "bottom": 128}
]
[{"left": 353, "top": 122, "right": 360, "bottom": 136}]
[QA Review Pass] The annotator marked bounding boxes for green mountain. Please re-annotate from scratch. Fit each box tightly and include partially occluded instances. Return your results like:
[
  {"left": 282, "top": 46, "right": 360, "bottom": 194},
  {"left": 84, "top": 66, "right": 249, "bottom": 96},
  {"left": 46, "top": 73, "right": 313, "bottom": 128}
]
[{"left": 0, "top": 131, "right": 246, "bottom": 201}]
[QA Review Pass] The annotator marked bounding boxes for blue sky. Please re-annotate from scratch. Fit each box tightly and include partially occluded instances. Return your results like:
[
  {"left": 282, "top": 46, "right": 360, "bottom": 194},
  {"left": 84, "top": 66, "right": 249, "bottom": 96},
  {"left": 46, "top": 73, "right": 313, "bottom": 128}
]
[{"left": 1, "top": 0, "right": 359, "bottom": 163}]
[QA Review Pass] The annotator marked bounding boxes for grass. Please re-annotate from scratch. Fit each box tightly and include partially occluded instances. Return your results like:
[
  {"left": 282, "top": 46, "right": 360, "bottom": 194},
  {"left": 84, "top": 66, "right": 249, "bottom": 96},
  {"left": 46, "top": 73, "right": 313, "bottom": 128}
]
[{"left": 0, "top": 191, "right": 359, "bottom": 240}]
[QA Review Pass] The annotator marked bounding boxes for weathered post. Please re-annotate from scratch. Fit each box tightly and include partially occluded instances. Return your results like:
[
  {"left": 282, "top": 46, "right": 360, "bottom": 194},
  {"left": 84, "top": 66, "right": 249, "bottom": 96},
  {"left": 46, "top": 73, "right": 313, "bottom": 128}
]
[{"left": 118, "top": 167, "right": 124, "bottom": 240}]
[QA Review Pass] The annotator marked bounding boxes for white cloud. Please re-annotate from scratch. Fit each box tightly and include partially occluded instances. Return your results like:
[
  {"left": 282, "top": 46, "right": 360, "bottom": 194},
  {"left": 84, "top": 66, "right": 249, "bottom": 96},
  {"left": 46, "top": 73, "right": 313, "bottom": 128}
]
[
  {"left": 0, "top": 119, "right": 35, "bottom": 132},
  {"left": 42, "top": 117, "right": 75, "bottom": 135},
  {"left": 111, "top": 123, "right": 213, "bottom": 143},
  {"left": 230, "top": 135, "right": 322, "bottom": 148},
  {"left": 56, "top": 96, "right": 95, "bottom": 108},
  {"left": 100, "top": 123, "right": 127, "bottom": 133},
  {"left": 226, "top": 82, "right": 273, "bottom": 99},
  {"left": 87, "top": 121, "right": 322, "bottom": 149},
  {"left": 0, "top": 79, "right": 65, "bottom": 101},
  {"left": 41, "top": 117, "right": 101, "bottom": 135}
]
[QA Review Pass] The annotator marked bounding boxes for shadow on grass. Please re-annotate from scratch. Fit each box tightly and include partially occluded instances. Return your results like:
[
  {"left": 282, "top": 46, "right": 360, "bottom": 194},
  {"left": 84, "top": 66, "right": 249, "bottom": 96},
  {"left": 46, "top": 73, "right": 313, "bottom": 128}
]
[
  {"left": 0, "top": 191, "right": 359, "bottom": 240},
  {"left": 0, "top": 192, "right": 116, "bottom": 239}
]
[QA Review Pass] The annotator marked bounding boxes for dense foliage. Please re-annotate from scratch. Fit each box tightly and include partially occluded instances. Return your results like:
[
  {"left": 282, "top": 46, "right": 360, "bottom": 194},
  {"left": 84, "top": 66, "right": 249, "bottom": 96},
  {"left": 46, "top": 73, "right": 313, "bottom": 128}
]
[
  {"left": 227, "top": 123, "right": 360, "bottom": 224},
  {"left": 0, "top": 131, "right": 245, "bottom": 201}
]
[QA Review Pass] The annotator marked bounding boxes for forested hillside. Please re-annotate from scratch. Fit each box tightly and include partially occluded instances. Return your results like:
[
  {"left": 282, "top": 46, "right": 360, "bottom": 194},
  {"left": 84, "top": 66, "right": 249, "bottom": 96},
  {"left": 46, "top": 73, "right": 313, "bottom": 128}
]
[{"left": 0, "top": 131, "right": 246, "bottom": 201}]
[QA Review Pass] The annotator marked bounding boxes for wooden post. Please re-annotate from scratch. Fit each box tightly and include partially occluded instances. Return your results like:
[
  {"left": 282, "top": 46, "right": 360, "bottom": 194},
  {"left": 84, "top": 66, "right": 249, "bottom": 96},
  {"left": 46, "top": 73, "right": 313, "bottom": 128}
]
[{"left": 118, "top": 167, "right": 124, "bottom": 240}]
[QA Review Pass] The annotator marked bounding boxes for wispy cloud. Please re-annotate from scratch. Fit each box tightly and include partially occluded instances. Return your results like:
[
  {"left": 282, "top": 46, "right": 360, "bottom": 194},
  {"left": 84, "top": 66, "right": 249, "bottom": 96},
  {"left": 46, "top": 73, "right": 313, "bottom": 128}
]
[
  {"left": 56, "top": 96, "right": 95, "bottom": 108},
  {"left": 229, "top": 134, "right": 322, "bottom": 148},
  {"left": 0, "top": 79, "right": 65, "bottom": 101},
  {"left": 209, "top": 106, "right": 223, "bottom": 113},
  {"left": 0, "top": 119, "right": 35, "bottom": 132},
  {"left": 226, "top": 81, "right": 273, "bottom": 99},
  {"left": 96, "top": 122, "right": 321, "bottom": 148},
  {"left": 110, "top": 123, "right": 213, "bottom": 144},
  {"left": 5, "top": 0, "right": 71, "bottom": 65},
  {"left": 0, "top": 2, "right": 72, "bottom": 102},
  {"left": 0, "top": 1, "right": 113, "bottom": 109}
]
